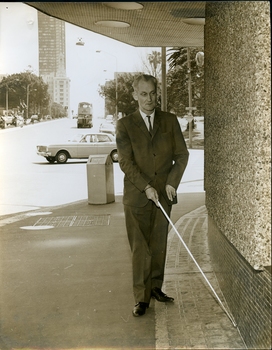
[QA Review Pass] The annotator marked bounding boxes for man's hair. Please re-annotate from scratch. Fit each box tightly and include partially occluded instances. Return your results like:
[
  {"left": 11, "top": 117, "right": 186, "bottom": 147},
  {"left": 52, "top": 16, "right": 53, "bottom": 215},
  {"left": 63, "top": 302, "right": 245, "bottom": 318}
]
[{"left": 132, "top": 74, "right": 157, "bottom": 91}]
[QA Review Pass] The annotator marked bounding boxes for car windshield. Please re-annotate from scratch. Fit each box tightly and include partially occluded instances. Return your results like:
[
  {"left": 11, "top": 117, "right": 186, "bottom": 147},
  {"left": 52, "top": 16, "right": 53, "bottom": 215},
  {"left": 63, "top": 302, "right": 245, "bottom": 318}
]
[{"left": 69, "top": 134, "right": 84, "bottom": 142}]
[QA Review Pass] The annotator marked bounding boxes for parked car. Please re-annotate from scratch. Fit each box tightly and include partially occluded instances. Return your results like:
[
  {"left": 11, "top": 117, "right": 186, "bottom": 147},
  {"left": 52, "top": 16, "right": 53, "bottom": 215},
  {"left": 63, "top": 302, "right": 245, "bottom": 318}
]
[
  {"left": 106, "top": 114, "right": 114, "bottom": 122},
  {"left": 99, "top": 122, "right": 116, "bottom": 135},
  {"left": 36, "top": 132, "right": 118, "bottom": 164},
  {"left": 15, "top": 115, "right": 24, "bottom": 127},
  {"left": 1, "top": 115, "right": 16, "bottom": 128},
  {"left": 0, "top": 116, "right": 6, "bottom": 129},
  {"left": 30, "top": 114, "right": 40, "bottom": 123}
]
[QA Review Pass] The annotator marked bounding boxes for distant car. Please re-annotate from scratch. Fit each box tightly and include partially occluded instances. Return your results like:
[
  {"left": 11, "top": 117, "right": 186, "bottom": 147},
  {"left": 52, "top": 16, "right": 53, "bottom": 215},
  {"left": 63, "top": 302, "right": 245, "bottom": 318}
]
[
  {"left": 31, "top": 114, "right": 40, "bottom": 123},
  {"left": 0, "top": 116, "right": 6, "bottom": 129},
  {"left": 99, "top": 122, "right": 116, "bottom": 136},
  {"left": 15, "top": 115, "right": 24, "bottom": 127},
  {"left": 37, "top": 132, "right": 118, "bottom": 164},
  {"left": 106, "top": 114, "right": 114, "bottom": 122},
  {"left": 1, "top": 115, "right": 16, "bottom": 127}
]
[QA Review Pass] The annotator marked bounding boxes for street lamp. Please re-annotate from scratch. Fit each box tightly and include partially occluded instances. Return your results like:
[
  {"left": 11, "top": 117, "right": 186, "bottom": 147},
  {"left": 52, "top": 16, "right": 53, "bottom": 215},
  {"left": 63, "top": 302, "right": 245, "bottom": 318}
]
[
  {"left": 76, "top": 38, "right": 85, "bottom": 46},
  {"left": 96, "top": 50, "right": 118, "bottom": 120}
]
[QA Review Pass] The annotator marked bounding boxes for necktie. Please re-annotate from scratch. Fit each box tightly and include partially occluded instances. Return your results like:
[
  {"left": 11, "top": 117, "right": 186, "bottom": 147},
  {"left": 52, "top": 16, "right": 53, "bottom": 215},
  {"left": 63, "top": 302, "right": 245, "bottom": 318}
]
[{"left": 146, "top": 115, "right": 153, "bottom": 136}]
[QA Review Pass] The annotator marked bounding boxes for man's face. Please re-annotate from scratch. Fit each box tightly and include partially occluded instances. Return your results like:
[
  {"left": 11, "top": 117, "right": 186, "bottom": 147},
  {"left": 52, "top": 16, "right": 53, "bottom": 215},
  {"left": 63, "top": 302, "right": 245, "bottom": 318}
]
[{"left": 133, "top": 80, "right": 157, "bottom": 115}]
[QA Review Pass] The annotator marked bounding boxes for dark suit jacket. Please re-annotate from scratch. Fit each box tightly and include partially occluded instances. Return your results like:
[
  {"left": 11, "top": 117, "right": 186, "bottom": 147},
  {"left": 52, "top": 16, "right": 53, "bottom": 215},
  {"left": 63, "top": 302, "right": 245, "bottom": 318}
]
[{"left": 116, "top": 109, "right": 189, "bottom": 207}]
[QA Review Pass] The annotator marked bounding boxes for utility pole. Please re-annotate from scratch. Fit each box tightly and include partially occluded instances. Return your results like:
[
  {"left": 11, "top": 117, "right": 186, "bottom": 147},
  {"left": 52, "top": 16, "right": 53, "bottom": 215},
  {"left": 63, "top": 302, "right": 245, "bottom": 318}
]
[
  {"left": 161, "top": 47, "right": 167, "bottom": 112},
  {"left": 185, "top": 48, "right": 196, "bottom": 149},
  {"left": 96, "top": 50, "right": 118, "bottom": 120},
  {"left": 6, "top": 85, "right": 8, "bottom": 113}
]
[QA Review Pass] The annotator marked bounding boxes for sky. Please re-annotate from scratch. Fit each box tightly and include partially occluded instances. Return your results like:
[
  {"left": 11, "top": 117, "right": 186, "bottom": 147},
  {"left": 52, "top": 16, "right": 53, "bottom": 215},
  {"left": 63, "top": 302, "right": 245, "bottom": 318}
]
[{"left": 0, "top": 2, "right": 161, "bottom": 116}]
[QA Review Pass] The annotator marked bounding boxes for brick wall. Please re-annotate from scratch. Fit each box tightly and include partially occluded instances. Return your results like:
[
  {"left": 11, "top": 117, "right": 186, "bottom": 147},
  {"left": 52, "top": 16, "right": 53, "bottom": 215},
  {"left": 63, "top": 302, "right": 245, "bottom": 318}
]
[{"left": 208, "top": 216, "right": 271, "bottom": 349}]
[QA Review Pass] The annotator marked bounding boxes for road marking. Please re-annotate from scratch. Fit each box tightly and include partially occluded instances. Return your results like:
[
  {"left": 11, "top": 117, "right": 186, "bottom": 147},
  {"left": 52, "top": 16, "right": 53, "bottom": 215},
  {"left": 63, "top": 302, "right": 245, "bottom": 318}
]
[
  {"left": 0, "top": 213, "right": 36, "bottom": 227},
  {"left": 26, "top": 211, "right": 52, "bottom": 216},
  {"left": 20, "top": 225, "right": 54, "bottom": 230}
]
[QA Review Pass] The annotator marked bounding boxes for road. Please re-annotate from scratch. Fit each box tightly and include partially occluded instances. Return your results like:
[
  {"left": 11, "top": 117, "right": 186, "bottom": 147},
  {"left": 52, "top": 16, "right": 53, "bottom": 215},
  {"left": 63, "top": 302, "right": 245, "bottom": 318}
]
[
  {"left": 0, "top": 117, "right": 204, "bottom": 217},
  {"left": 0, "top": 117, "right": 124, "bottom": 216}
]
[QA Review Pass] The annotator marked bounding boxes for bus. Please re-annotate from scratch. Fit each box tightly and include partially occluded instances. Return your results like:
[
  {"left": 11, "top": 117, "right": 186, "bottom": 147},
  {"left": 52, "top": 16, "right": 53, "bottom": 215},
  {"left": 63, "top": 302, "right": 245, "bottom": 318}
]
[{"left": 77, "top": 102, "right": 93, "bottom": 128}]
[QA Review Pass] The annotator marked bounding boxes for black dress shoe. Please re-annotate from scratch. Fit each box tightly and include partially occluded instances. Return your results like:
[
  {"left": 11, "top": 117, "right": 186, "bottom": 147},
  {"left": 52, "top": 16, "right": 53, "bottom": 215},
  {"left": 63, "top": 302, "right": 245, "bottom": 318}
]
[
  {"left": 151, "top": 287, "right": 174, "bottom": 302},
  {"left": 132, "top": 302, "right": 149, "bottom": 317}
]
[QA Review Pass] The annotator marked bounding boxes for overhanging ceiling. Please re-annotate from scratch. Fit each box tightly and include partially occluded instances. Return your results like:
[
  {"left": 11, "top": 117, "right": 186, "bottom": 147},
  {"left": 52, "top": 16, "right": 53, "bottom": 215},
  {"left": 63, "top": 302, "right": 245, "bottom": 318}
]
[{"left": 24, "top": 2, "right": 206, "bottom": 47}]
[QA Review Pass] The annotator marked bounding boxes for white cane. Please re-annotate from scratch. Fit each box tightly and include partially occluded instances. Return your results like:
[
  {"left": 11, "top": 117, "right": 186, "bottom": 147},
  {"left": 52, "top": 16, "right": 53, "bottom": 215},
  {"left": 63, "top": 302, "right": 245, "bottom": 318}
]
[{"left": 158, "top": 201, "right": 237, "bottom": 328}]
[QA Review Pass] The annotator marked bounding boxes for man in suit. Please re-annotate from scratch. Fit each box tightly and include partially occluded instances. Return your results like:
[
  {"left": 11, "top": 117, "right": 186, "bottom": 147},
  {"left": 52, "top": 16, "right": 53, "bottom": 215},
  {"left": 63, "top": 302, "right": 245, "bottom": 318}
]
[{"left": 116, "top": 74, "right": 189, "bottom": 317}]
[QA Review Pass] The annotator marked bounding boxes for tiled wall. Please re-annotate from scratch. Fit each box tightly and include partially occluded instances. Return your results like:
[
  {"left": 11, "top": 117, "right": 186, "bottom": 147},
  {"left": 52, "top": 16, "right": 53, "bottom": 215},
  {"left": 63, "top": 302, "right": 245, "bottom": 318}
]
[
  {"left": 204, "top": 2, "right": 271, "bottom": 269},
  {"left": 204, "top": 2, "right": 271, "bottom": 348},
  {"left": 208, "top": 216, "right": 271, "bottom": 349}
]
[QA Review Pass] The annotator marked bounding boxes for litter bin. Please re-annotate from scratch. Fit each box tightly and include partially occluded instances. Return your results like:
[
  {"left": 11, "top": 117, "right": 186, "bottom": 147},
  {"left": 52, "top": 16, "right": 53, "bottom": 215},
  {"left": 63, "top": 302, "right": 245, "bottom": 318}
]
[{"left": 86, "top": 154, "right": 115, "bottom": 204}]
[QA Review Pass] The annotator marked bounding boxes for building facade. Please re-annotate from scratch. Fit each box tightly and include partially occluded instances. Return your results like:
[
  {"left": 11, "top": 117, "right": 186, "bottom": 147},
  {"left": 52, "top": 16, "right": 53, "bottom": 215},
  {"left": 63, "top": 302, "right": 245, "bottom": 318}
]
[
  {"left": 205, "top": 2, "right": 271, "bottom": 348},
  {"left": 37, "top": 12, "right": 70, "bottom": 116}
]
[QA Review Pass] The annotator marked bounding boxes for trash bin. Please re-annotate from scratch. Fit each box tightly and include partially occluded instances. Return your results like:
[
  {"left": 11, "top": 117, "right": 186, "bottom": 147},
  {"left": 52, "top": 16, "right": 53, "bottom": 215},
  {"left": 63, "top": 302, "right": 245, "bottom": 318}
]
[{"left": 86, "top": 154, "right": 115, "bottom": 204}]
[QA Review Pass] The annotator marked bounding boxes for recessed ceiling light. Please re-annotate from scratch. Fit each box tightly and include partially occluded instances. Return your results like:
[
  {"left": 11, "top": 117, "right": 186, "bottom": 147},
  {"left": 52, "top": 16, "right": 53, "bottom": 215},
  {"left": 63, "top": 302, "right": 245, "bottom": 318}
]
[
  {"left": 102, "top": 2, "right": 143, "bottom": 10},
  {"left": 182, "top": 18, "right": 205, "bottom": 25},
  {"left": 95, "top": 20, "right": 130, "bottom": 28}
]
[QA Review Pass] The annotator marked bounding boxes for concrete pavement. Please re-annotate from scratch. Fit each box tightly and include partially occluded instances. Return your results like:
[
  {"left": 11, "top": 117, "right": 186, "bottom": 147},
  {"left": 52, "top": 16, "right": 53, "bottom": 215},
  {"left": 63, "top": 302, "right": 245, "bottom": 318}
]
[{"left": 0, "top": 149, "right": 247, "bottom": 349}]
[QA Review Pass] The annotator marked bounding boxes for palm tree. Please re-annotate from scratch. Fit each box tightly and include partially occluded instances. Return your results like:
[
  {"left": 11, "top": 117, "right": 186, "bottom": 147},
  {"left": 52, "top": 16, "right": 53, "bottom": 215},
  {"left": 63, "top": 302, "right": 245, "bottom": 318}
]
[
  {"left": 167, "top": 47, "right": 188, "bottom": 70},
  {"left": 166, "top": 47, "right": 204, "bottom": 116},
  {"left": 147, "top": 51, "right": 162, "bottom": 78}
]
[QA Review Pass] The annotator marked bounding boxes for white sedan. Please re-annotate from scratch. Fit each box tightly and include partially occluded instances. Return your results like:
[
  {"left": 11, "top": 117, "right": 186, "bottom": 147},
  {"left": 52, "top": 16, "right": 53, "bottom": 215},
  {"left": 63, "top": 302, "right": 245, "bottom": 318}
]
[
  {"left": 99, "top": 122, "right": 116, "bottom": 136},
  {"left": 37, "top": 133, "right": 118, "bottom": 164}
]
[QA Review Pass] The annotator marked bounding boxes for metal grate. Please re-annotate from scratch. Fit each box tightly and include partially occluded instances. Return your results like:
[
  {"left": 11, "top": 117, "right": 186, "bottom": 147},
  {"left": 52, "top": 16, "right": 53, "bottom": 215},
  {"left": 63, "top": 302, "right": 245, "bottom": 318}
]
[{"left": 33, "top": 215, "right": 110, "bottom": 227}]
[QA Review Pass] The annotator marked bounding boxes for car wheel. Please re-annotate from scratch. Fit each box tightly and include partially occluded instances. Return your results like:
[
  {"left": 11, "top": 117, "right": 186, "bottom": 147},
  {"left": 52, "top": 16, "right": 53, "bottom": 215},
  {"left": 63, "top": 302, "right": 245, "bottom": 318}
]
[
  {"left": 56, "top": 151, "right": 69, "bottom": 164},
  {"left": 46, "top": 157, "right": 56, "bottom": 164},
  {"left": 110, "top": 150, "right": 118, "bottom": 163}
]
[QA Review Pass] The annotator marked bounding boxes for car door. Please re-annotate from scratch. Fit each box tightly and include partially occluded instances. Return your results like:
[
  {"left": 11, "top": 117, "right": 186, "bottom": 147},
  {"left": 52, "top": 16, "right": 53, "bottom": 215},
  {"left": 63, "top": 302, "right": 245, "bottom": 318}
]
[
  {"left": 95, "top": 134, "right": 113, "bottom": 155},
  {"left": 77, "top": 134, "right": 96, "bottom": 158}
]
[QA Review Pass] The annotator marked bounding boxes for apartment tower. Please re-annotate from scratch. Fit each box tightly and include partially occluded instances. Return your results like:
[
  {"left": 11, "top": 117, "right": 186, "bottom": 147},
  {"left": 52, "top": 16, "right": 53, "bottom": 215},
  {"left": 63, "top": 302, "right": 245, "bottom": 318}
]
[{"left": 37, "top": 12, "right": 70, "bottom": 115}]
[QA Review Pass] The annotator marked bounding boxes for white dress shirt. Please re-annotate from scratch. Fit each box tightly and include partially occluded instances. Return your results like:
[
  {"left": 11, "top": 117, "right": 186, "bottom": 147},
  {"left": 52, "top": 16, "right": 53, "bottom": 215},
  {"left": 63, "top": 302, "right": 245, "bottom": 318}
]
[{"left": 139, "top": 109, "right": 155, "bottom": 131}]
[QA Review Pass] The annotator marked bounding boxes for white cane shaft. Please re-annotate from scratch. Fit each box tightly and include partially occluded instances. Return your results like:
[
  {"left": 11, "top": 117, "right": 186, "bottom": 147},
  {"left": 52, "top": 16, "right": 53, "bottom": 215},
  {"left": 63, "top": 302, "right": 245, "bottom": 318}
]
[{"left": 158, "top": 201, "right": 237, "bottom": 327}]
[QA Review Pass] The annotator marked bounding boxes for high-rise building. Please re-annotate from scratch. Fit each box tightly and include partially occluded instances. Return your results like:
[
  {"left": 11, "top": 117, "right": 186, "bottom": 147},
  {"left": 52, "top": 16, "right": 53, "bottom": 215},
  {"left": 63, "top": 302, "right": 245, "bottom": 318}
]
[{"left": 37, "top": 12, "right": 70, "bottom": 116}]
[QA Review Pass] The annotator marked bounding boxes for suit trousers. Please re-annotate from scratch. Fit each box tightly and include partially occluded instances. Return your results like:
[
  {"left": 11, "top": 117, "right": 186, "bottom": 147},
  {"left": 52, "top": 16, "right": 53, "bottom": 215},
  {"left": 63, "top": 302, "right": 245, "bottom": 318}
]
[{"left": 124, "top": 196, "right": 171, "bottom": 304}]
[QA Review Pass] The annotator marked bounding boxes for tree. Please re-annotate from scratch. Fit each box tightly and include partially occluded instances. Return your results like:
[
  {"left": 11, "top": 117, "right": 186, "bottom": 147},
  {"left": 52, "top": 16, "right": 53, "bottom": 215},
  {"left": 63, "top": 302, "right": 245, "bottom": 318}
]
[
  {"left": 166, "top": 66, "right": 188, "bottom": 115},
  {"left": 140, "top": 50, "right": 162, "bottom": 79},
  {"left": 166, "top": 47, "right": 204, "bottom": 116},
  {"left": 98, "top": 71, "right": 163, "bottom": 118},
  {"left": 0, "top": 72, "right": 50, "bottom": 118},
  {"left": 98, "top": 50, "right": 165, "bottom": 117},
  {"left": 147, "top": 51, "right": 162, "bottom": 78},
  {"left": 99, "top": 79, "right": 117, "bottom": 117},
  {"left": 98, "top": 73, "right": 139, "bottom": 118},
  {"left": 116, "top": 73, "right": 139, "bottom": 116},
  {"left": 51, "top": 102, "right": 66, "bottom": 119}
]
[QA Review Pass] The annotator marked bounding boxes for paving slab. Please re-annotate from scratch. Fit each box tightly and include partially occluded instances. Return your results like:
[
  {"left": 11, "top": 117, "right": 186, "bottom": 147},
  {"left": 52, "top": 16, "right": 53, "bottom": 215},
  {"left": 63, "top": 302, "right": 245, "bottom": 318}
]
[
  {"left": 0, "top": 193, "right": 246, "bottom": 349},
  {"left": 155, "top": 206, "right": 246, "bottom": 349}
]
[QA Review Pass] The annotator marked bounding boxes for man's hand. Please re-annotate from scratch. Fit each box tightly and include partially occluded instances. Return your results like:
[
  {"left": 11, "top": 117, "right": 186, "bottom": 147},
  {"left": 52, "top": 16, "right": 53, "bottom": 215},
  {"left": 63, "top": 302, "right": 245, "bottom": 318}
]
[
  {"left": 144, "top": 186, "right": 159, "bottom": 206},
  {"left": 166, "top": 184, "right": 176, "bottom": 201}
]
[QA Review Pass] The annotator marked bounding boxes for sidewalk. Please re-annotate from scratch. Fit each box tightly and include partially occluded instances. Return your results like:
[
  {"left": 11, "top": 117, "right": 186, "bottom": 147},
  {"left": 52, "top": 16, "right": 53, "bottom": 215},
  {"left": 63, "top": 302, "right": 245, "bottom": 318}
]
[
  {"left": 157, "top": 203, "right": 246, "bottom": 349},
  {"left": 0, "top": 192, "right": 246, "bottom": 349},
  {"left": 0, "top": 149, "right": 246, "bottom": 349}
]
